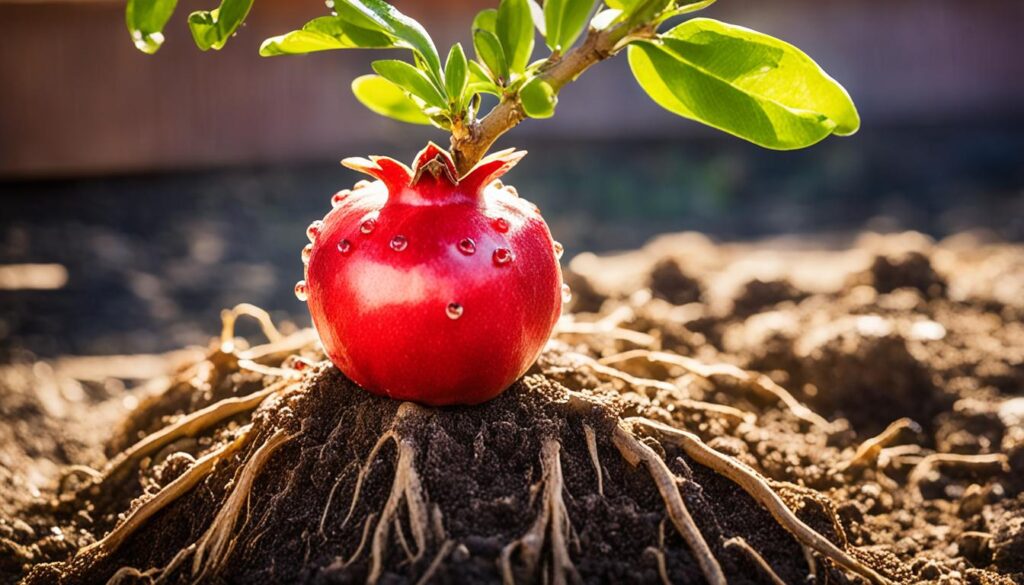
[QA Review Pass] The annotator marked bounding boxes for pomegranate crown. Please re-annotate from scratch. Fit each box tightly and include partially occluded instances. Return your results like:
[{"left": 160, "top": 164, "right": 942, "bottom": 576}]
[{"left": 340, "top": 143, "right": 526, "bottom": 201}]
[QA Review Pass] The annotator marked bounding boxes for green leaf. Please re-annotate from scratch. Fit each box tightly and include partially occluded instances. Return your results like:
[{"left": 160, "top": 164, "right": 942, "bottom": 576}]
[
  {"left": 467, "top": 60, "right": 502, "bottom": 96},
  {"left": 187, "top": 0, "right": 255, "bottom": 51},
  {"left": 260, "top": 16, "right": 397, "bottom": 56},
  {"left": 371, "top": 59, "right": 448, "bottom": 109},
  {"left": 473, "top": 8, "right": 498, "bottom": 34},
  {"left": 657, "top": 0, "right": 716, "bottom": 22},
  {"left": 351, "top": 75, "right": 431, "bottom": 125},
  {"left": 544, "top": 0, "right": 594, "bottom": 52},
  {"left": 520, "top": 77, "right": 557, "bottom": 118},
  {"left": 126, "top": 0, "right": 178, "bottom": 54},
  {"left": 445, "top": 43, "right": 470, "bottom": 106},
  {"left": 628, "top": 18, "right": 859, "bottom": 149},
  {"left": 338, "top": 0, "right": 442, "bottom": 82},
  {"left": 559, "top": 0, "right": 594, "bottom": 49},
  {"left": 473, "top": 29, "right": 509, "bottom": 82},
  {"left": 496, "top": 0, "right": 535, "bottom": 73}
]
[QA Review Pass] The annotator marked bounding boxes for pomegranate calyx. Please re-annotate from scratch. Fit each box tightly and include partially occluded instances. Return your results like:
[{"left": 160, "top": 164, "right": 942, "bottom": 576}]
[{"left": 342, "top": 143, "right": 527, "bottom": 204}]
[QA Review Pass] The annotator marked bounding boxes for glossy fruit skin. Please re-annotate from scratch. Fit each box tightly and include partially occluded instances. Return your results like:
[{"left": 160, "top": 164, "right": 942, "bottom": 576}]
[{"left": 302, "top": 144, "right": 563, "bottom": 406}]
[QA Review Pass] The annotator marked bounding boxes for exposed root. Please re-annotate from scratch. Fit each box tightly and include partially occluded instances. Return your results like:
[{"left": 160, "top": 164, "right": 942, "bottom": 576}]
[
  {"left": 908, "top": 452, "right": 1009, "bottom": 496},
  {"left": 368, "top": 437, "right": 430, "bottom": 584},
  {"left": 611, "top": 425, "right": 726, "bottom": 585},
  {"left": 191, "top": 429, "right": 295, "bottom": 582},
  {"left": 582, "top": 424, "right": 603, "bottom": 496},
  {"left": 559, "top": 353, "right": 755, "bottom": 425},
  {"left": 724, "top": 537, "right": 786, "bottom": 585},
  {"left": 87, "top": 380, "right": 293, "bottom": 495},
  {"left": 78, "top": 425, "right": 254, "bottom": 559},
  {"left": 628, "top": 417, "right": 892, "bottom": 585},
  {"left": 340, "top": 430, "right": 398, "bottom": 530},
  {"left": 106, "top": 565, "right": 159, "bottom": 585},
  {"left": 219, "top": 303, "right": 284, "bottom": 354},
  {"left": 558, "top": 325, "right": 655, "bottom": 347},
  {"left": 601, "top": 350, "right": 831, "bottom": 431},
  {"left": 500, "top": 439, "right": 579, "bottom": 585},
  {"left": 833, "top": 417, "right": 921, "bottom": 474},
  {"left": 643, "top": 520, "right": 672, "bottom": 585},
  {"left": 415, "top": 540, "right": 454, "bottom": 585}
]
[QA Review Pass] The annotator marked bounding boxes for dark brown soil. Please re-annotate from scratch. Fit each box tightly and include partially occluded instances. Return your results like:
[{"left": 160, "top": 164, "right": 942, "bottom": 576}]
[{"left": 2, "top": 230, "right": 1023, "bottom": 585}]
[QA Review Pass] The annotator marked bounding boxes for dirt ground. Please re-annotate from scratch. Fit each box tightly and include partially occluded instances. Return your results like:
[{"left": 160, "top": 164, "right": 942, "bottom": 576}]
[{"left": 1, "top": 230, "right": 1023, "bottom": 584}]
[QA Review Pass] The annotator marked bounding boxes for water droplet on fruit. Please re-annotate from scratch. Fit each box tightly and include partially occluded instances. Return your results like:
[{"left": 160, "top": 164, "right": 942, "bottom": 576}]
[
  {"left": 337, "top": 239, "right": 352, "bottom": 254},
  {"left": 493, "top": 218, "right": 509, "bottom": 233},
  {"left": 446, "top": 302, "right": 464, "bottom": 320},
  {"left": 492, "top": 247, "right": 514, "bottom": 266},
  {"left": 390, "top": 235, "right": 408, "bottom": 251},
  {"left": 457, "top": 238, "right": 476, "bottom": 255},
  {"left": 306, "top": 220, "right": 323, "bottom": 242},
  {"left": 294, "top": 280, "right": 308, "bottom": 301},
  {"left": 360, "top": 219, "right": 376, "bottom": 235},
  {"left": 561, "top": 283, "right": 572, "bottom": 303},
  {"left": 553, "top": 241, "right": 564, "bottom": 260},
  {"left": 324, "top": 0, "right": 334, "bottom": 7},
  {"left": 331, "top": 190, "right": 350, "bottom": 208},
  {"left": 301, "top": 244, "right": 313, "bottom": 264}
]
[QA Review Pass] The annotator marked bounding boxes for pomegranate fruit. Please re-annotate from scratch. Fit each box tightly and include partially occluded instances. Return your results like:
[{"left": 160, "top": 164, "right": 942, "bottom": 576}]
[{"left": 298, "top": 143, "right": 565, "bottom": 405}]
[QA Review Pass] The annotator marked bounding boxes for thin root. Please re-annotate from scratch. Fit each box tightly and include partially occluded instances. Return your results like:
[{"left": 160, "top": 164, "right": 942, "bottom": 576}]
[
  {"left": 368, "top": 437, "right": 430, "bottom": 584},
  {"left": 611, "top": 425, "right": 725, "bottom": 585},
  {"left": 563, "top": 354, "right": 754, "bottom": 425},
  {"left": 583, "top": 424, "right": 603, "bottom": 496},
  {"left": 78, "top": 425, "right": 253, "bottom": 559},
  {"left": 724, "top": 537, "right": 786, "bottom": 585},
  {"left": 500, "top": 439, "right": 579, "bottom": 585},
  {"left": 601, "top": 350, "right": 830, "bottom": 431},
  {"left": 219, "top": 303, "right": 283, "bottom": 354},
  {"left": 628, "top": 417, "right": 892, "bottom": 585},
  {"left": 91, "top": 380, "right": 292, "bottom": 494},
  {"left": 191, "top": 429, "right": 295, "bottom": 581},
  {"left": 415, "top": 540, "right": 454, "bottom": 585},
  {"left": 908, "top": 452, "right": 1009, "bottom": 496},
  {"left": 833, "top": 418, "right": 921, "bottom": 474}
]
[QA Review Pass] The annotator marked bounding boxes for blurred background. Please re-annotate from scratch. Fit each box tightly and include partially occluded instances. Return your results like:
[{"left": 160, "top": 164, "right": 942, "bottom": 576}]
[{"left": 1, "top": 0, "right": 1022, "bottom": 360}]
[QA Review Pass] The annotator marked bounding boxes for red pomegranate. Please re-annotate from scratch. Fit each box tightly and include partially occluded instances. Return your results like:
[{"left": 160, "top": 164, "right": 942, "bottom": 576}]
[{"left": 297, "top": 143, "right": 566, "bottom": 405}]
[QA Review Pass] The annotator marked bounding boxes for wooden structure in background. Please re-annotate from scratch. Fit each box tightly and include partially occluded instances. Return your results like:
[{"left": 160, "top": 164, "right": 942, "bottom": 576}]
[{"left": 1, "top": 0, "right": 1021, "bottom": 177}]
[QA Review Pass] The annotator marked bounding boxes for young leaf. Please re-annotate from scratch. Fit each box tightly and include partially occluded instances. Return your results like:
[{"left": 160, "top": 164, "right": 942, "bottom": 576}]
[
  {"left": 657, "top": 0, "right": 717, "bottom": 22},
  {"left": 520, "top": 77, "right": 557, "bottom": 118},
  {"left": 557, "top": 0, "right": 598, "bottom": 50},
  {"left": 126, "top": 0, "right": 179, "bottom": 54},
  {"left": 351, "top": 75, "right": 432, "bottom": 125},
  {"left": 628, "top": 18, "right": 859, "bottom": 149},
  {"left": 496, "top": 0, "right": 535, "bottom": 73},
  {"left": 473, "top": 8, "right": 498, "bottom": 34},
  {"left": 342, "top": 0, "right": 442, "bottom": 83},
  {"left": 260, "top": 16, "right": 397, "bottom": 56},
  {"left": 371, "top": 60, "right": 448, "bottom": 109},
  {"left": 188, "top": 0, "right": 255, "bottom": 51},
  {"left": 473, "top": 29, "right": 509, "bottom": 82},
  {"left": 445, "top": 43, "right": 470, "bottom": 107},
  {"left": 468, "top": 60, "right": 502, "bottom": 96}
]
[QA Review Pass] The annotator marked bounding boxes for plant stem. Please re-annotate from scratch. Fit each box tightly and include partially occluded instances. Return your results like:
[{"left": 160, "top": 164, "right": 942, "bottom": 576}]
[{"left": 450, "top": 22, "right": 648, "bottom": 176}]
